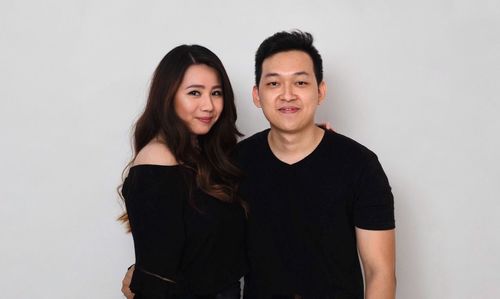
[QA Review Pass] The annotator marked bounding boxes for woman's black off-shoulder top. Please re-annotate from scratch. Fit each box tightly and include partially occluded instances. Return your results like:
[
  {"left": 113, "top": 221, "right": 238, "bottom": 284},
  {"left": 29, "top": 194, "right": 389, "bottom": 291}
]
[{"left": 122, "top": 165, "right": 247, "bottom": 298}]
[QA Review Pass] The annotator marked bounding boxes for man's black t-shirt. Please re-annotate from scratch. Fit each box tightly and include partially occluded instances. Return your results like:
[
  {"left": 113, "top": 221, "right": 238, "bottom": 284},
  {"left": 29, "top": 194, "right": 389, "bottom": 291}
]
[{"left": 235, "top": 129, "right": 395, "bottom": 299}]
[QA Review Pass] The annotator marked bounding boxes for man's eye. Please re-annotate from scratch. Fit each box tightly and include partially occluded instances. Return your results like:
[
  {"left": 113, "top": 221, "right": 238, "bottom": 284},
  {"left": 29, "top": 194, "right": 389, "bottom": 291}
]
[
  {"left": 212, "top": 90, "right": 223, "bottom": 96},
  {"left": 188, "top": 90, "right": 201, "bottom": 96},
  {"left": 297, "top": 81, "right": 308, "bottom": 86},
  {"left": 267, "top": 82, "right": 279, "bottom": 87}
]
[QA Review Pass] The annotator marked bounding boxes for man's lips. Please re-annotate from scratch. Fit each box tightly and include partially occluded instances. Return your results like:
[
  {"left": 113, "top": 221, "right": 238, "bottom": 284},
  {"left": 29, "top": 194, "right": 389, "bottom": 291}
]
[{"left": 278, "top": 107, "right": 300, "bottom": 113}]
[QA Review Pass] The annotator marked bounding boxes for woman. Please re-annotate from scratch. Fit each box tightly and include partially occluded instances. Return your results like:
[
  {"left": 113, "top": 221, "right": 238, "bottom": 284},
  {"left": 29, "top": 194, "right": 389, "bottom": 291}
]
[{"left": 118, "top": 45, "right": 247, "bottom": 298}]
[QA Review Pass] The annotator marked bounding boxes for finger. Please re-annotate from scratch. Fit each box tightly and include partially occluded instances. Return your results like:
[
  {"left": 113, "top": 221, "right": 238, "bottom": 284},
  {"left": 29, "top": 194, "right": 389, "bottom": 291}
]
[
  {"left": 122, "top": 265, "right": 135, "bottom": 298},
  {"left": 316, "top": 122, "right": 327, "bottom": 129}
]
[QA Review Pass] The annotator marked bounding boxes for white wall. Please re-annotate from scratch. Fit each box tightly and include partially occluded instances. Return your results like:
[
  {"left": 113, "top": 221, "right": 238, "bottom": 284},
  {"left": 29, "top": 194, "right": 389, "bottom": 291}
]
[{"left": 1, "top": 0, "right": 499, "bottom": 298}]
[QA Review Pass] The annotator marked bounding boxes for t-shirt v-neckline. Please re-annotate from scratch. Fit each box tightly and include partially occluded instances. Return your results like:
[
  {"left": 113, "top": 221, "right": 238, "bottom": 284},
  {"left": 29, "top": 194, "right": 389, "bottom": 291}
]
[{"left": 263, "top": 128, "right": 327, "bottom": 167}]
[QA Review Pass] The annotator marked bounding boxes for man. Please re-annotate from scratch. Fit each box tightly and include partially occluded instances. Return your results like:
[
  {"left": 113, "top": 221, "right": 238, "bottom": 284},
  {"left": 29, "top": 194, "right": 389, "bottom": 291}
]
[
  {"left": 123, "top": 31, "right": 396, "bottom": 299},
  {"left": 236, "top": 31, "right": 395, "bottom": 299}
]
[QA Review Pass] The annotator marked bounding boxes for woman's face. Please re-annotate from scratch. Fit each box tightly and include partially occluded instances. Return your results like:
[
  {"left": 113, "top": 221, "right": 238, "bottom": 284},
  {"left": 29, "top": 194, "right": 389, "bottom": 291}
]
[{"left": 174, "top": 64, "right": 224, "bottom": 135}]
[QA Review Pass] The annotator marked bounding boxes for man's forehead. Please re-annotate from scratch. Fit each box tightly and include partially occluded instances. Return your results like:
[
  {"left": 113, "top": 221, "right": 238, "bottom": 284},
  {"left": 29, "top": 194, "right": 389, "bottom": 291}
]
[{"left": 261, "top": 50, "right": 314, "bottom": 75}]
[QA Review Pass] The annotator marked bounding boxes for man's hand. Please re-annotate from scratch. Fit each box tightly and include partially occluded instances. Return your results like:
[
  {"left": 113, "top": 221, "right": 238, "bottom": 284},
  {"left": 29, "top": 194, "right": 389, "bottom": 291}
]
[{"left": 121, "top": 265, "right": 135, "bottom": 299}]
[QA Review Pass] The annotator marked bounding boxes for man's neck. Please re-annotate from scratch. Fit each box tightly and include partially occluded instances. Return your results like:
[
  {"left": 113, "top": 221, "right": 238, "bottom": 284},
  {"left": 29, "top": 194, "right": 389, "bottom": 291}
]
[{"left": 267, "top": 125, "right": 325, "bottom": 165}]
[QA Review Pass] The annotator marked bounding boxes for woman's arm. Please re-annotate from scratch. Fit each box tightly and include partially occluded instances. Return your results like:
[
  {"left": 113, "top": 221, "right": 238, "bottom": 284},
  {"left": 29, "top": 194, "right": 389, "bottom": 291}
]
[{"left": 123, "top": 141, "right": 185, "bottom": 297}]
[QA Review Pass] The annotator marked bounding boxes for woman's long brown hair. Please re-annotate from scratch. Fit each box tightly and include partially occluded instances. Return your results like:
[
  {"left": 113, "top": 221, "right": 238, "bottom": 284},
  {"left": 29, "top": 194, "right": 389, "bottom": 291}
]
[{"left": 118, "top": 45, "right": 245, "bottom": 228}]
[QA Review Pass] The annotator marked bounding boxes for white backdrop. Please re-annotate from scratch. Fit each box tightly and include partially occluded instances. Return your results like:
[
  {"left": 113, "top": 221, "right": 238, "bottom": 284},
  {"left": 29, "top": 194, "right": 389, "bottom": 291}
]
[{"left": 1, "top": 0, "right": 499, "bottom": 298}]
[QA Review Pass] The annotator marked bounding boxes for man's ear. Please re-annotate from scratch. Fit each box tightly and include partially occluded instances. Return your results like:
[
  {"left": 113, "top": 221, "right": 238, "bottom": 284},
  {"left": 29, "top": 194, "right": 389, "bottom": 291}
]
[
  {"left": 252, "top": 85, "right": 262, "bottom": 108},
  {"left": 318, "top": 81, "right": 327, "bottom": 105}
]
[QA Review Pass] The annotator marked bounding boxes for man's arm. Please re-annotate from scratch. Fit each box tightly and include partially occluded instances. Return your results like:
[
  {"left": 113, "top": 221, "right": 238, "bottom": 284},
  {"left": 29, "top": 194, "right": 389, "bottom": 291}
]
[
  {"left": 356, "top": 228, "right": 396, "bottom": 299},
  {"left": 121, "top": 265, "right": 135, "bottom": 299}
]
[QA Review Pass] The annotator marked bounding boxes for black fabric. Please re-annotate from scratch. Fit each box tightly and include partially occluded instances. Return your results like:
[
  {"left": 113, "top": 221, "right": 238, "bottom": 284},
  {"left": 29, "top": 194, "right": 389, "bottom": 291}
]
[
  {"left": 235, "top": 129, "right": 395, "bottom": 299},
  {"left": 123, "top": 165, "right": 247, "bottom": 298},
  {"left": 134, "top": 280, "right": 241, "bottom": 299}
]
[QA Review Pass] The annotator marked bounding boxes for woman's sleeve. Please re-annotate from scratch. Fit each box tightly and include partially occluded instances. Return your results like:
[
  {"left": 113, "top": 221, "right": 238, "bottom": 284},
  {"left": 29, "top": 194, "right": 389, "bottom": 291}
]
[{"left": 123, "top": 166, "right": 186, "bottom": 298}]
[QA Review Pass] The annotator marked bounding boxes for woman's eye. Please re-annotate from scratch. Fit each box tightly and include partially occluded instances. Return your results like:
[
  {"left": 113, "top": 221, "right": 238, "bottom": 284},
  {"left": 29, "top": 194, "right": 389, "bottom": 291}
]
[
  {"left": 188, "top": 90, "right": 201, "bottom": 96},
  {"left": 212, "top": 90, "right": 223, "bottom": 96}
]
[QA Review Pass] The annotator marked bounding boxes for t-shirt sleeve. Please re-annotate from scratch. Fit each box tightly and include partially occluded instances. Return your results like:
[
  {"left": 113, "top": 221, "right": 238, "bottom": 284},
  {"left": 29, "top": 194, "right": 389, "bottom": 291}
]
[
  {"left": 353, "top": 154, "right": 395, "bottom": 230},
  {"left": 123, "top": 166, "right": 186, "bottom": 298}
]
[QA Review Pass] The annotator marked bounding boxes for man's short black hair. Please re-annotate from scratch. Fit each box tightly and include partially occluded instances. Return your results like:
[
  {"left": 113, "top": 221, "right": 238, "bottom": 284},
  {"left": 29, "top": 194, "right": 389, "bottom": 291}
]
[{"left": 254, "top": 30, "right": 323, "bottom": 85}]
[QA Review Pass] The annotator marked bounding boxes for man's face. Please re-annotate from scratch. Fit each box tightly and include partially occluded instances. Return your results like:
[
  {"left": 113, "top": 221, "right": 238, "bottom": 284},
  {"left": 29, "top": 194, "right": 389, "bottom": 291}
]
[{"left": 253, "top": 50, "right": 326, "bottom": 134}]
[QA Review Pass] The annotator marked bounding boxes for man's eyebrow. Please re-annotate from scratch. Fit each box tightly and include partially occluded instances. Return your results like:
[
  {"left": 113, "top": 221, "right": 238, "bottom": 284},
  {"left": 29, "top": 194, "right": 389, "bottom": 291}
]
[
  {"left": 263, "top": 71, "right": 310, "bottom": 78},
  {"left": 293, "top": 71, "right": 310, "bottom": 76},
  {"left": 263, "top": 73, "right": 280, "bottom": 78}
]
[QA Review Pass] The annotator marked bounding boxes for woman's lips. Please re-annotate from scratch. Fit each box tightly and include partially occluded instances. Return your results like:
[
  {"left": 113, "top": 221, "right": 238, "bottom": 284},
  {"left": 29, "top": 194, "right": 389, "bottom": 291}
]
[{"left": 196, "top": 117, "right": 213, "bottom": 124}]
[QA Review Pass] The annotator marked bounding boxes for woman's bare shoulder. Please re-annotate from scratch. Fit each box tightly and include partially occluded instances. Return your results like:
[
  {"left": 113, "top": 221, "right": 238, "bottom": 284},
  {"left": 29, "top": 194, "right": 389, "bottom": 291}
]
[{"left": 133, "top": 140, "right": 178, "bottom": 166}]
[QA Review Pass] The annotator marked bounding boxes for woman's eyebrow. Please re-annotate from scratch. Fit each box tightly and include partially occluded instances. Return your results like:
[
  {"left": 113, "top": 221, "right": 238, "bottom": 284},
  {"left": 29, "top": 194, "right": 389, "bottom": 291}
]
[{"left": 185, "top": 84, "right": 205, "bottom": 89}]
